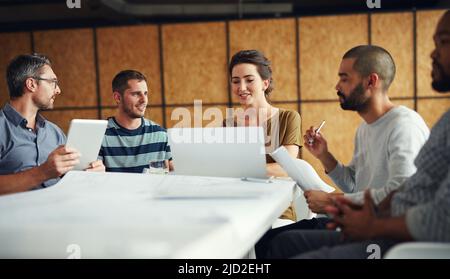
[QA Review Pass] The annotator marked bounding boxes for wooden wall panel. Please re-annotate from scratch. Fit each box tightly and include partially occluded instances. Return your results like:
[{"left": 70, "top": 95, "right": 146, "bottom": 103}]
[
  {"left": 299, "top": 15, "right": 368, "bottom": 101},
  {"left": 417, "top": 10, "right": 447, "bottom": 97},
  {"left": 41, "top": 109, "right": 99, "bottom": 134},
  {"left": 275, "top": 103, "right": 299, "bottom": 112},
  {"left": 371, "top": 12, "right": 414, "bottom": 98},
  {"left": 166, "top": 105, "right": 227, "bottom": 128},
  {"left": 0, "top": 32, "right": 31, "bottom": 107},
  {"left": 229, "top": 19, "right": 298, "bottom": 102},
  {"left": 392, "top": 99, "right": 415, "bottom": 110},
  {"left": 100, "top": 108, "right": 116, "bottom": 120},
  {"left": 145, "top": 107, "right": 164, "bottom": 127},
  {"left": 162, "top": 22, "right": 228, "bottom": 105},
  {"left": 33, "top": 28, "right": 97, "bottom": 108},
  {"left": 417, "top": 98, "right": 450, "bottom": 129},
  {"left": 300, "top": 102, "right": 362, "bottom": 188},
  {"left": 101, "top": 107, "right": 164, "bottom": 128},
  {"left": 97, "top": 25, "right": 162, "bottom": 107}
]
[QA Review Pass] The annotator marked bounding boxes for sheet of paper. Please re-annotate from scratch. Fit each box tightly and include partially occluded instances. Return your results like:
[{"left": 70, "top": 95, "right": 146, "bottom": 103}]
[{"left": 270, "top": 146, "right": 335, "bottom": 193}]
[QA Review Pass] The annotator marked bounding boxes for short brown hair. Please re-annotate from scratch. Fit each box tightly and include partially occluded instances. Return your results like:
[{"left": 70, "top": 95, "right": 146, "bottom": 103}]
[{"left": 112, "top": 70, "right": 147, "bottom": 95}]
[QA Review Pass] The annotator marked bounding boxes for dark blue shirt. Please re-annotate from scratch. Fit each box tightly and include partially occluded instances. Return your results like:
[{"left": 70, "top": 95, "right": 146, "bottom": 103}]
[{"left": 0, "top": 103, "right": 66, "bottom": 189}]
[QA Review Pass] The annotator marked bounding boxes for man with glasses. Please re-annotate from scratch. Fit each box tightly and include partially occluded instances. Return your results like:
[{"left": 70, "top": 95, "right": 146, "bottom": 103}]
[
  {"left": 0, "top": 53, "right": 105, "bottom": 195},
  {"left": 33, "top": 76, "right": 59, "bottom": 89}
]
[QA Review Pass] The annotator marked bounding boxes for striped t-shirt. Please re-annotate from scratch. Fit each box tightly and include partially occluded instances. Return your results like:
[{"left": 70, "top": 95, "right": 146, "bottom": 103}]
[{"left": 99, "top": 117, "right": 172, "bottom": 173}]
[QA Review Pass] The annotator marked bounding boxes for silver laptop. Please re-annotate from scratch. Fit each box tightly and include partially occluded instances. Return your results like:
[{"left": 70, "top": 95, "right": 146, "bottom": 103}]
[{"left": 168, "top": 127, "right": 267, "bottom": 178}]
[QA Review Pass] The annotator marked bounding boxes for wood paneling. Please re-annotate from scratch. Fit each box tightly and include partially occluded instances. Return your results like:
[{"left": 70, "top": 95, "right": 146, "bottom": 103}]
[
  {"left": 145, "top": 107, "right": 164, "bottom": 127},
  {"left": 33, "top": 29, "right": 97, "bottom": 108},
  {"left": 300, "top": 102, "right": 362, "bottom": 188},
  {"left": 274, "top": 102, "right": 299, "bottom": 112},
  {"left": 97, "top": 25, "right": 162, "bottom": 106},
  {"left": 299, "top": 14, "right": 368, "bottom": 101},
  {"left": 100, "top": 108, "right": 116, "bottom": 120},
  {"left": 391, "top": 99, "right": 415, "bottom": 110},
  {"left": 41, "top": 109, "right": 99, "bottom": 134},
  {"left": 417, "top": 98, "right": 450, "bottom": 129},
  {"left": 162, "top": 22, "right": 228, "bottom": 105},
  {"left": 371, "top": 12, "right": 414, "bottom": 98},
  {"left": 0, "top": 32, "right": 31, "bottom": 106},
  {"left": 417, "top": 10, "right": 447, "bottom": 97},
  {"left": 229, "top": 18, "right": 298, "bottom": 102}
]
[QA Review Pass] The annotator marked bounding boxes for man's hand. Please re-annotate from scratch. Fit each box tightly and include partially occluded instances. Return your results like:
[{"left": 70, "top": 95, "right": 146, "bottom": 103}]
[
  {"left": 304, "top": 190, "right": 334, "bottom": 214},
  {"left": 168, "top": 160, "right": 175, "bottom": 172},
  {"left": 303, "top": 127, "right": 338, "bottom": 173},
  {"left": 303, "top": 126, "right": 328, "bottom": 159},
  {"left": 85, "top": 160, "right": 105, "bottom": 172},
  {"left": 376, "top": 190, "right": 396, "bottom": 218},
  {"left": 325, "top": 190, "right": 377, "bottom": 241},
  {"left": 40, "top": 145, "right": 80, "bottom": 179}
]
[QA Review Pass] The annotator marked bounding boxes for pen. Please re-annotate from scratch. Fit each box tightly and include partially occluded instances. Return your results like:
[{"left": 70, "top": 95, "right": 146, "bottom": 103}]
[{"left": 308, "top": 120, "right": 325, "bottom": 145}]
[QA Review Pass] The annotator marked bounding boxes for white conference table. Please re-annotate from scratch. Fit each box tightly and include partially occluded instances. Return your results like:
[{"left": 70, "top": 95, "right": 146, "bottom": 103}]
[{"left": 0, "top": 171, "right": 296, "bottom": 259}]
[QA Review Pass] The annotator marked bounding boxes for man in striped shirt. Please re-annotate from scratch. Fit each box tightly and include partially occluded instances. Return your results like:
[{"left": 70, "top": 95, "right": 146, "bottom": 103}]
[
  {"left": 265, "top": 10, "right": 450, "bottom": 259},
  {"left": 98, "top": 70, "right": 172, "bottom": 173}
]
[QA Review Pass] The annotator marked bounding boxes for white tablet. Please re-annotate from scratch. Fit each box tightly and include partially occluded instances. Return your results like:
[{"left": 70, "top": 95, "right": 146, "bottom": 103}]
[{"left": 65, "top": 119, "right": 108, "bottom": 171}]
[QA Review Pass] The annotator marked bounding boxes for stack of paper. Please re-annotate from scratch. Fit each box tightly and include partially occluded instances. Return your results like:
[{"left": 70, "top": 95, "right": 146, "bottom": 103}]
[{"left": 270, "top": 146, "right": 335, "bottom": 193}]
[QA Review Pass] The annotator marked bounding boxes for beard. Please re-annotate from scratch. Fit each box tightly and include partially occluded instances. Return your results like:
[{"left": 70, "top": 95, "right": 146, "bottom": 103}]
[
  {"left": 123, "top": 104, "right": 146, "bottom": 119},
  {"left": 36, "top": 96, "right": 55, "bottom": 110},
  {"left": 38, "top": 102, "right": 53, "bottom": 110},
  {"left": 337, "top": 82, "right": 370, "bottom": 112},
  {"left": 432, "top": 60, "right": 450, "bottom": 93}
]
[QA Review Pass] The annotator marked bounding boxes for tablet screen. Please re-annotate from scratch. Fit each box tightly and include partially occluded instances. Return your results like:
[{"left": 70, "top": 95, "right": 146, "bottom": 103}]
[{"left": 65, "top": 119, "right": 108, "bottom": 170}]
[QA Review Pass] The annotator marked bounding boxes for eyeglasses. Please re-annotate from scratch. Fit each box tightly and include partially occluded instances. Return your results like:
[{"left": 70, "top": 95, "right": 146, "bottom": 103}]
[{"left": 33, "top": 76, "right": 59, "bottom": 89}]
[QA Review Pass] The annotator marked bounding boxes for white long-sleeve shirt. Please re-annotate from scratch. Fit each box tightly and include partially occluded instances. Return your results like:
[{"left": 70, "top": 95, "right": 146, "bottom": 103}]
[{"left": 327, "top": 106, "right": 430, "bottom": 205}]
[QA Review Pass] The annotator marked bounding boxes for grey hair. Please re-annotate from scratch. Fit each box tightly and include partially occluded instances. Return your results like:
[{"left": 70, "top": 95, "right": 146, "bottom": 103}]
[{"left": 6, "top": 53, "right": 51, "bottom": 98}]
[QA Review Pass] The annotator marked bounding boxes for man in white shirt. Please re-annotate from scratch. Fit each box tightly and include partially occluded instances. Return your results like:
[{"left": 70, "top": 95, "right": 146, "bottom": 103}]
[
  {"left": 256, "top": 45, "right": 429, "bottom": 258},
  {"left": 304, "top": 45, "right": 429, "bottom": 211},
  {"left": 265, "top": 11, "right": 450, "bottom": 258}
]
